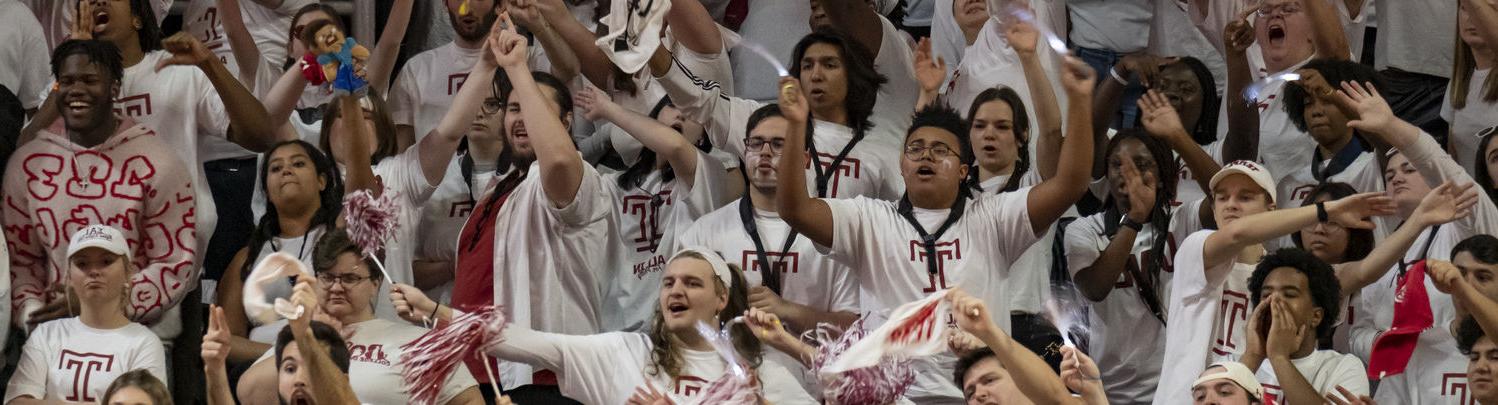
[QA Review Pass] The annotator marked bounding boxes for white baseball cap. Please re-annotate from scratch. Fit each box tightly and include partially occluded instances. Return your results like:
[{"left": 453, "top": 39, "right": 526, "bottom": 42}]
[
  {"left": 67, "top": 225, "right": 131, "bottom": 262},
  {"left": 1192, "top": 361, "right": 1264, "bottom": 400},
  {"left": 1209, "top": 160, "right": 1278, "bottom": 204}
]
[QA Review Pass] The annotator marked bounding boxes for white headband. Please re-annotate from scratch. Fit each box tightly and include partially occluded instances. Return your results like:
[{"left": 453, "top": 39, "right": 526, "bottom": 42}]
[{"left": 671, "top": 246, "right": 733, "bottom": 289}]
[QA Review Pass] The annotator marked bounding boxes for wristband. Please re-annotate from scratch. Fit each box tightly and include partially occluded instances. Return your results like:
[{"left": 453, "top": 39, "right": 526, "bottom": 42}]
[
  {"left": 1120, "top": 216, "right": 1144, "bottom": 232},
  {"left": 1316, "top": 202, "right": 1329, "bottom": 223},
  {"left": 1109, "top": 67, "right": 1129, "bottom": 86}
]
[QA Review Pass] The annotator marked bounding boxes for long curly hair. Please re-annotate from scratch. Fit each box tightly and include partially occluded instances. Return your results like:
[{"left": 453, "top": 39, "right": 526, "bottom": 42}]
[
  {"left": 1101, "top": 130, "right": 1179, "bottom": 323},
  {"left": 647, "top": 252, "right": 762, "bottom": 382},
  {"left": 238, "top": 140, "right": 343, "bottom": 281}
]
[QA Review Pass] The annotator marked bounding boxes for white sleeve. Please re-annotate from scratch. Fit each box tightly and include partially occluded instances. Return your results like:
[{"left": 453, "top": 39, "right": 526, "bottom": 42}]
[
  {"left": 132, "top": 334, "right": 170, "bottom": 388},
  {"left": 487, "top": 329, "right": 647, "bottom": 405},
  {"left": 1173, "top": 231, "right": 1231, "bottom": 301},
  {"left": 1401, "top": 130, "right": 1498, "bottom": 236},
  {"left": 825, "top": 264, "right": 862, "bottom": 313},
  {"left": 1324, "top": 354, "right": 1371, "bottom": 399},
  {"left": 195, "top": 70, "right": 233, "bottom": 138},
  {"left": 676, "top": 151, "right": 734, "bottom": 214},
  {"left": 822, "top": 197, "right": 884, "bottom": 267},
  {"left": 436, "top": 362, "right": 480, "bottom": 405},
  {"left": 654, "top": 58, "right": 764, "bottom": 157},
  {"left": 16, "top": 21, "right": 49, "bottom": 110},
  {"left": 384, "top": 144, "right": 440, "bottom": 204},
  {"left": 758, "top": 360, "right": 819, "bottom": 405},
  {"left": 1064, "top": 216, "right": 1106, "bottom": 277},
  {"left": 970, "top": 187, "right": 1041, "bottom": 260},
  {"left": 390, "top": 65, "right": 420, "bottom": 127},
  {"left": 676, "top": 221, "right": 708, "bottom": 250},
  {"left": 3, "top": 328, "right": 48, "bottom": 402},
  {"left": 1170, "top": 199, "right": 1208, "bottom": 244},
  {"left": 539, "top": 160, "right": 611, "bottom": 227},
  {"left": 871, "top": 15, "right": 917, "bottom": 133}
]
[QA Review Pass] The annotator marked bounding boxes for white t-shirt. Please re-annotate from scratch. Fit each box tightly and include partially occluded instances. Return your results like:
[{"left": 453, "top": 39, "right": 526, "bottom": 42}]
[
  {"left": 1374, "top": 0, "right": 1456, "bottom": 77},
  {"left": 390, "top": 42, "right": 484, "bottom": 141},
  {"left": 823, "top": 189, "right": 1040, "bottom": 401},
  {"left": 1148, "top": 0, "right": 1227, "bottom": 95},
  {"left": 657, "top": 61, "right": 906, "bottom": 200},
  {"left": 1068, "top": 0, "right": 1155, "bottom": 53},
  {"left": 601, "top": 153, "right": 733, "bottom": 332},
  {"left": 345, "top": 318, "right": 478, "bottom": 405},
  {"left": 1276, "top": 148, "right": 1383, "bottom": 209},
  {"left": 360, "top": 143, "right": 441, "bottom": 321},
  {"left": 487, "top": 159, "right": 614, "bottom": 387},
  {"left": 1153, "top": 230, "right": 1258, "bottom": 405},
  {"left": 4, "top": 318, "right": 167, "bottom": 403},
  {"left": 1252, "top": 59, "right": 1317, "bottom": 182},
  {"left": 490, "top": 328, "right": 817, "bottom": 405},
  {"left": 1065, "top": 199, "right": 1204, "bottom": 404},
  {"left": 980, "top": 173, "right": 1055, "bottom": 315},
  {"left": 1254, "top": 350, "right": 1370, "bottom": 405},
  {"left": 1441, "top": 68, "right": 1498, "bottom": 175},
  {"left": 412, "top": 156, "right": 494, "bottom": 303},
  {"left": 242, "top": 227, "right": 325, "bottom": 344},
  {"left": 0, "top": 0, "right": 49, "bottom": 110},
  {"left": 181, "top": 0, "right": 311, "bottom": 85},
  {"left": 19, "top": 0, "right": 172, "bottom": 51},
  {"left": 941, "top": 18, "right": 1069, "bottom": 140},
  {"left": 871, "top": 14, "right": 918, "bottom": 136}
]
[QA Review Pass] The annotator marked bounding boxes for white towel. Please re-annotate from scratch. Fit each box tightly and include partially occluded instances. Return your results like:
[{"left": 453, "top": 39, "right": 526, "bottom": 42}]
[{"left": 596, "top": 0, "right": 674, "bottom": 74}]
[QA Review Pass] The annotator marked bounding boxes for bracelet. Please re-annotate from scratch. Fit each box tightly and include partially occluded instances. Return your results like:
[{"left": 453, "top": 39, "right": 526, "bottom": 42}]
[
  {"left": 1316, "top": 202, "right": 1329, "bottom": 223},
  {"left": 1120, "top": 216, "right": 1145, "bottom": 232},
  {"left": 1108, "top": 67, "right": 1129, "bottom": 86}
]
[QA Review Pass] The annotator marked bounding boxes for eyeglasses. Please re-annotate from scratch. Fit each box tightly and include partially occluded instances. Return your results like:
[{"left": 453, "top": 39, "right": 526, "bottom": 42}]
[
  {"left": 1257, "top": 2, "right": 1303, "bottom": 18},
  {"left": 317, "top": 273, "right": 372, "bottom": 286},
  {"left": 480, "top": 98, "right": 504, "bottom": 115},
  {"left": 903, "top": 143, "right": 958, "bottom": 161},
  {"left": 744, "top": 137, "right": 786, "bottom": 154}
]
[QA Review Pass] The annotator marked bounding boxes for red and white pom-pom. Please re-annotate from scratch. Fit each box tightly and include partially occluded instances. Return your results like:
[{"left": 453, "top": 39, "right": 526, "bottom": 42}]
[
  {"left": 810, "top": 318, "right": 916, "bottom": 405},
  {"left": 400, "top": 307, "right": 507, "bottom": 405},
  {"left": 689, "top": 372, "right": 759, "bottom": 405},
  {"left": 342, "top": 189, "right": 401, "bottom": 258}
]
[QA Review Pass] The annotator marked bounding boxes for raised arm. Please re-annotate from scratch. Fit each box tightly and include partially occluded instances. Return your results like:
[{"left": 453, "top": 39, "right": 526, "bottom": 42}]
[
  {"left": 1431, "top": 259, "right": 1498, "bottom": 344},
  {"left": 1303, "top": 0, "right": 1352, "bottom": 60},
  {"left": 217, "top": 0, "right": 264, "bottom": 87},
  {"left": 417, "top": 38, "right": 500, "bottom": 186},
  {"left": 288, "top": 279, "right": 361, "bottom": 405},
  {"left": 203, "top": 305, "right": 237, "bottom": 405},
  {"left": 1139, "top": 90, "right": 1221, "bottom": 194},
  {"left": 158, "top": 32, "right": 278, "bottom": 152},
  {"left": 776, "top": 77, "right": 836, "bottom": 249},
  {"left": 337, "top": 94, "right": 380, "bottom": 195},
  {"left": 949, "top": 289, "right": 1081, "bottom": 405},
  {"left": 649, "top": 46, "right": 761, "bottom": 158},
  {"left": 1339, "top": 182, "right": 1478, "bottom": 293},
  {"left": 818, "top": 0, "right": 884, "bottom": 59},
  {"left": 664, "top": 0, "right": 723, "bottom": 55},
  {"left": 366, "top": 0, "right": 414, "bottom": 94},
  {"left": 496, "top": 19, "right": 583, "bottom": 206},
  {"left": 1027, "top": 56, "right": 1096, "bottom": 235},
  {"left": 262, "top": 67, "right": 309, "bottom": 142},
  {"left": 913, "top": 38, "right": 946, "bottom": 112},
  {"left": 510, "top": 0, "right": 578, "bottom": 82},
  {"left": 1221, "top": 7, "right": 1261, "bottom": 164},
  {"left": 536, "top": 0, "right": 614, "bottom": 87},
  {"left": 1005, "top": 15, "right": 1063, "bottom": 179},
  {"left": 575, "top": 86, "right": 700, "bottom": 185},
  {"left": 1072, "top": 159, "right": 1155, "bottom": 302},
  {"left": 1203, "top": 192, "right": 1395, "bottom": 267}
]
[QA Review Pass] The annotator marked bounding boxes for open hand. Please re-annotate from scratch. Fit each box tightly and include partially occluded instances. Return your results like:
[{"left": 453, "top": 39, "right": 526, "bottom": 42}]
[
  {"left": 1223, "top": 5, "right": 1259, "bottom": 54},
  {"left": 1117, "top": 54, "right": 1170, "bottom": 87},
  {"left": 626, "top": 380, "right": 675, "bottom": 405},
  {"left": 1244, "top": 297, "right": 1270, "bottom": 360},
  {"left": 1326, "top": 192, "right": 1397, "bottom": 229},
  {"left": 1264, "top": 296, "right": 1309, "bottom": 359},
  {"left": 1337, "top": 81, "right": 1395, "bottom": 135},
  {"left": 1120, "top": 156, "right": 1157, "bottom": 223},
  {"left": 1413, "top": 182, "right": 1478, "bottom": 227},
  {"left": 1138, "top": 90, "right": 1188, "bottom": 141},
  {"left": 914, "top": 38, "right": 947, "bottom": 95},
  {"left": 1002, "top": 7, "right": 1041, "bottom": 55},
  {"left": 574, "top": 86, "right": 619, "bottom": 122},
  {"left": 71, "top": 0, "right": 96, "bottom": 40}
]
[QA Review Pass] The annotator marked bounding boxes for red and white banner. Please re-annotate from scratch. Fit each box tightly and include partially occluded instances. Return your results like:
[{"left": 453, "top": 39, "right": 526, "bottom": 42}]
[{"left": 821, "top": 290, "right": 953, "bottom": 373}]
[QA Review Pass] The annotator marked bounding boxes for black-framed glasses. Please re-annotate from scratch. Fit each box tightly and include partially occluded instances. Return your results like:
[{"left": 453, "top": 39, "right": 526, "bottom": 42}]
[
  {"left": 480, "top": 98, "right": 504, "bottom": 115},
  {"left": 903, "top": 143, "right": 957, "bottom": 161},
  {"left": 1257, "top": 2, "right": 1303, "bottom": 18},
  {"left": 317, "top": 273, "right": 372, "bottom": 286},
  {"left": 744, "top": 137, "right": 786, "bottom": 154}
]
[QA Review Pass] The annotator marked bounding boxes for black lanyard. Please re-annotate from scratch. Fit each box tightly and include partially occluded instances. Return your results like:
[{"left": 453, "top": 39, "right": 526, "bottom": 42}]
[
  {"left": 807, "top": 125, "right": 864, "bottom": 198},
  {"left": 1396, "top": 223, "right": 1443, "bottom": 281},
  {"left": 738, "top": 196, "right": 799, "bottom": 295},
  {"left": 1311, "top": 136, "right": 1366, "bottom": 183},
  {"left": 897, "top": 192, "right": 968, "bottom": 275}
]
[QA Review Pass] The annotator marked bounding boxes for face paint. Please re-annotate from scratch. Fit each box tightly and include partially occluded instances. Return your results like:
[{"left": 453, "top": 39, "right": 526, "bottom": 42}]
[{"left": 459, "top": 0, "right": 470, "bottom": 16}]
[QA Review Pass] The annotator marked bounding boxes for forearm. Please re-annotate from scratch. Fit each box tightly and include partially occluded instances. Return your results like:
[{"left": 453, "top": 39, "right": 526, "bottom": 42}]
[
  {"left": 1206, "top": 204, "right": 1320, "bottom": 265},
  {"left": 203, "top": 59, "right": 276, "bottom": 152},
  {"left": 1269, "top": 356, "right": 1324, "bottom": 405},
  {"left": 292, "top": 325, "right": 360, "bottom": 404},
  {"left": 217, "top": 0, "right": 263, "bottom": 86},
  {"left": 1074, "top": 230, "right": 1139, "bottom": 302},
  {"left": 227, "top": 335, "right": 272, "bottom": 365},
  {"left": 1029, "top": 88, "right": 1096, "bottom": 232},
  {"left": 601, "top": 107, "right": 698, "bottom": 182},
  {"left": 1345, "top": 219, "right": 1428, "bottom": 292},
  {"left": 821, "top": 0, "right": 883, "bottom": 57},
  {"left": 916, "top": 88, "right": 939, "bottom": 112},
  {"left": 775, "top": 115, "right": 835, "bottom": 247},
  {"left": 263, "top": 67, "right": 307, "bottom": 136},
  {"left": 1454, "top": 281, "right": 1498, "bottom": 341},
  {"left": 206, "top": 367, "right": 236, "bottom": 405},
  {"left": 1090, "top": 79, "right": 1126, "bottom": 178},
  {"left": 541, "top": 5, "right": 612, "bottom": 87},
  {"left": 1241, "top": 350, "right": 1266, "bottom": 373},
  {"left": 1167, "top": 133, "right": 1222, "bottom": 192},
  {"left": 339, "top": 95, "right": 379, "bottom": 194},
  {"left": 1021, "top": 53, "right": 1063, "bottom": 180},
  {"left": 664, "top": 0, "right": 722, "bottom": 54},
  {"left": 975, "top": 328, "right": 1077, "bottom": 405},
  {"left": 367, "top": 0, "right": 414, "bottom": 94},
  {"left": 506, "top": 65, "right": 583, "bottom": 204},
  {"left": 531, "top": 24, "right": 579, "bottom": 83},
  {"left": 1221, "top": 52, "right": 1259, "bottom": 163},
  {"left": 772, "top": 302, "right": 857, "bottom": 334},
  {"left": 1303, "top": 0, "right": 1352, "bottom": 60}
]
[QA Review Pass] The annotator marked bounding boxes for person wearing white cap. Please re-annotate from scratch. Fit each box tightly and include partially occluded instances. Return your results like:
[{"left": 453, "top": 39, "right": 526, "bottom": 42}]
[
  {"left": 395, "top": 247, "right": 817, "bottom": 404},
  {"left": 4, "top": 225, "right": 167, "bottom": 404},
  {"left": 1191, "top": 362, "right": 1264, "bottom": 405},
  {"left": 1152, "top": 160, "right": 1396, "bottom": 405}
]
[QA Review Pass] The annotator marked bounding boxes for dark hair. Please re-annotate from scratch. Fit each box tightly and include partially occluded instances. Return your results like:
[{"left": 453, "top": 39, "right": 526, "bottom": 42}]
[
  {"left": 319, "top": 91, "right": 399, "bottom": 164},
  {"left": 239, "top": 141, "right": 343, "bottom": 282},
  {"left": 1458, "top": 316, "right": 1489, "bottom": 354},
  {"left": 965, "top": 87, "right": 1031, "bottom": 193},
  {"left": 648, "top": 253, "right": 762, "bottom": 381},
  {"left": 1102, "top": 129, "right": 1179, "bottom": 322},
  {"left": 907, "top": 102, "right": 974, "bottom": 165},
  {"left": 617, "top": 97, "right": 679, "bottom": 189},
  {"left": 1284, "top": 58, "right": 1385, "bottom": 133},
  {"left": 789, "top": 28, "right": 887, "bottom": 138},
  {"left": 746, "top": 104, "right": 786, "bottom": 136},
  {"left": 1453, "top": 235, "right": 1498, "bottom": 265},
  {"left": 1170, "top": 57, "right": 1221, "bottom": 145},
  {"left": 102, "top": 369, "right": 173, "bottom": 405},
  {"left": 128, "top": 0, "right": 163, "bottom": 52},
  {"left": 297, "top": 19, "right": 339, "bottom": 54},
  {"left": 311, "top": 229, "right": 382, "bottom": 283},
  {"left": 953, "top": 348, "right": 997, "bottom": 386},
  {"left": 283, "top": 3, "right": 345, "bottom": 70},
  {"left": 486, "top": 70, "right": 573, "bottom": 173},
  {"left": 1249, "top": 248, "right": 1342, "bottom": 339},
  {"left": 1476, "top": 131, "right": 1498, "bottom": 204},
  {"left": 275, "top": 321, "right": 351, "bottom": 373},
  {"left": 1290, "top": 182, "right": 1374, "bottom": 263},
  {"left": 52, "top": 40, "right": 125, "bottom": 85}
]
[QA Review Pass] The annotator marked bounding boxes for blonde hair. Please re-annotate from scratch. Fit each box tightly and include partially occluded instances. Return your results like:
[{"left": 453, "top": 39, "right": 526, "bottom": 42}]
[
  {"left": 102, "top": 369, "right": 173, "bottom": 405},
  {"left": 646, "top": 251, "right": 763, "bottom": 381},
  {"left": 1450, "top": 16, "right": 1498, "bottom": 110}
]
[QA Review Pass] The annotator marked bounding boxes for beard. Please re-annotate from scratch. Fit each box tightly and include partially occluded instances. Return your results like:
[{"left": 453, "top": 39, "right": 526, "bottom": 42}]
[{"left": 450, "top": 10, "right": 498, "bottom": 42}]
